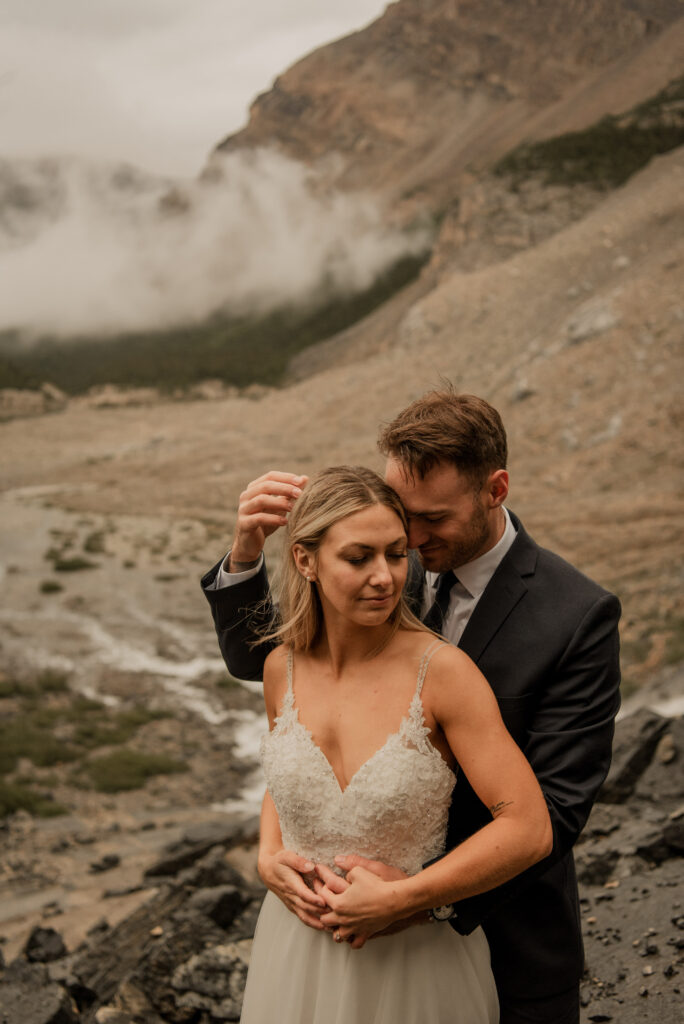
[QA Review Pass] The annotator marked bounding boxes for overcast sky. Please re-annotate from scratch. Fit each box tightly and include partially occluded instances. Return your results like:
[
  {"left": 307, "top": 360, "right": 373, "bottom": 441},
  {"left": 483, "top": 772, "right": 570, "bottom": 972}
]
[{"left": 0, "top": 0, "right": 388, "bottom": 177}]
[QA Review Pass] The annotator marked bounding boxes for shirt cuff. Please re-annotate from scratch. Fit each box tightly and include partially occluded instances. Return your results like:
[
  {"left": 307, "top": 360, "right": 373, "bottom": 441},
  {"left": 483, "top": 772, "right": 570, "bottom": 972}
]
[{"left": 211, "top": 552, "right": 264, "bottom": 589}]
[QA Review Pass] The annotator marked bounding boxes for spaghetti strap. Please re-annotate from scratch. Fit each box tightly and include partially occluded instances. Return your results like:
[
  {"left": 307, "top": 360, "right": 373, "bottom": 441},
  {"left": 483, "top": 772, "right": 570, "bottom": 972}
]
[
  {"left": 286, "top": 646, "right": 294, "bottom": 694},
  {"left": 275, "top": 647, "right": 296, "bottom": 723},
  {"left": 416, "top": 638, "right": 446, "bottom": 697}
]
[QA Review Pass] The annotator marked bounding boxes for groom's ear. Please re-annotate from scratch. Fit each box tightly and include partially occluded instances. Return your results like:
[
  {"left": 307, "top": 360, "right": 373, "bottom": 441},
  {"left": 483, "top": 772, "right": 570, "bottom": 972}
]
[{"left": 486, "top": 469, "right": 509, "bottom": 508}]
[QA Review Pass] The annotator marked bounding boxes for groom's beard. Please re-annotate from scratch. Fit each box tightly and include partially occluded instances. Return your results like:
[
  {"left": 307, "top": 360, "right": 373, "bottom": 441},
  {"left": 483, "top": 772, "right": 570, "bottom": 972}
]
[{"left": 417, "top": 497, "right": 490, "bottom": 573}]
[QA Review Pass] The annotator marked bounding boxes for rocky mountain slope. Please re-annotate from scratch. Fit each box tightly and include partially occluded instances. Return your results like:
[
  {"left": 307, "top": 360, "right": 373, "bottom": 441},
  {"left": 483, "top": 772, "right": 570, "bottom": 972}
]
[{"left": 215, "top": 0, "right": 684, "bottom": 208}]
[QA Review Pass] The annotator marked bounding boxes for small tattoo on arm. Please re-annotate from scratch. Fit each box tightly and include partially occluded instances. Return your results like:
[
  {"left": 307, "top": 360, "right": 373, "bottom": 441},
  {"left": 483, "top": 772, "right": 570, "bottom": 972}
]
[{"left": 489, "top": 800, "right": 514, "bottom": 817}]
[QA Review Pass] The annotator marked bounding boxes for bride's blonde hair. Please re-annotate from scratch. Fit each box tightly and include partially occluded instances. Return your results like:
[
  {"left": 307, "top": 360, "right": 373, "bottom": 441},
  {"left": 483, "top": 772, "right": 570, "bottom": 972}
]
[{"left": 264, "top": 465, "right": 429, "bottom": 651}]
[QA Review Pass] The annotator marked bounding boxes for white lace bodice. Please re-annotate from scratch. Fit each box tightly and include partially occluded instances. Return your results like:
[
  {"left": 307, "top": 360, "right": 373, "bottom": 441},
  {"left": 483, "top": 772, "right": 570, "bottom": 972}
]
[{"left": 260, "top": 641, "right": 457, "bottom": 876}]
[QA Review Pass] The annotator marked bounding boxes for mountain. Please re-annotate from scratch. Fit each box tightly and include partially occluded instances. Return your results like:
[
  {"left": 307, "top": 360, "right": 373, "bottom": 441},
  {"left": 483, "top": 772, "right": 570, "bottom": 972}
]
[{"left": 213, "top": 0, "right": 684, "bottom": 208}]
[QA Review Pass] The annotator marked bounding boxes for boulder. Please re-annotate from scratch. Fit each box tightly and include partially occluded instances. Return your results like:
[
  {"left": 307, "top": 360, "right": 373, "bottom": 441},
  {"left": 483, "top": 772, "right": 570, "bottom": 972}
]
[
  {"left": 170, "top": 941, "right": 252, "bottom": 1022},
  {"left": 144, "top": 817, "right": 258, "bottom": 879},
  {"left": 24, "top": 927, "right": 68, "bottom": 964},
  {"left": 634, "top": 717, "right": 684, "bottom": 806},
  {"left": 598, "top": 709, "right": 669, "bottom": 804},
  {"left": 0, "top": 960, "right": 77, "bottom": 1024}
]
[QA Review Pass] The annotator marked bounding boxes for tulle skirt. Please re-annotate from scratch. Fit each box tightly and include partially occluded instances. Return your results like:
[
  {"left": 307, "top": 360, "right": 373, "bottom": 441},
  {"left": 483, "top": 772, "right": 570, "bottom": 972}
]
[{"left": 240, "top": 892, "right": 499, "bottom": 1023}]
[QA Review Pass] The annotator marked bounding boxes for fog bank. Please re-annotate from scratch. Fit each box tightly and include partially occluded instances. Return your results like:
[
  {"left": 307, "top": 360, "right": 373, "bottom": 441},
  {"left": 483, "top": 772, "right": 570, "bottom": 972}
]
[{"left": 0, "top": 149, "right": 428, "bottom": 339}]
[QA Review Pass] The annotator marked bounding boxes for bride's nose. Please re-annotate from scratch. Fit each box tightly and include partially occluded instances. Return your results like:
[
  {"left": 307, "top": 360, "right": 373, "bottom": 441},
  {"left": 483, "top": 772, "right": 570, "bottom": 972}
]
[{"left": 369, "top": 557, "right": 393, "bottom": 588}]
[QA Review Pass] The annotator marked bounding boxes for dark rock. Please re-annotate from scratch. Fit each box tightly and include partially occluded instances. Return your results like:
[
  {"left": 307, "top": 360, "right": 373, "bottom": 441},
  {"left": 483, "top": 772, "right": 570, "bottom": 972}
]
[
  {"left": 227, "top": 898, "right": 264, "bottom": 943},
  {"left": 103, "top": 883, "right": 144, "bottom": 899},
  {"left": 89, "top": 853, "right": 121, "bottom": 873},
  {"left": 184, "top": 886, "right": 250, "bottom": 930},
  {"left": 176, "top": 845, "right": 253, "bottom": 891},
  {"left": 634, "top": 717, "right": 684, "bottom": 807},
  {"left": 599, "top": 709, "right": 669, "bottom": 804},
  {"left": 170, "top": 941, "right": 252, "bottom": 1022},
  {"left": 144, "top": 817, "right": 258, "bottom": 879},
  {"left": 24, "top": 926, "right": 68, "bottom": 963},
  {"left": 128, "top": 914, "right": 229, "bottom": 1022},
  {"left": 575, "top": 848, "right": 620, "bottom": 885},
  {"left": 663, "top": 819, "right": 684, "bottom": 854},
  {"left": 0, "top": 960, "right": 77, "bottom": 1024},
  {"left": 86, "top": 918, "right": 110, "bottom": 937}
]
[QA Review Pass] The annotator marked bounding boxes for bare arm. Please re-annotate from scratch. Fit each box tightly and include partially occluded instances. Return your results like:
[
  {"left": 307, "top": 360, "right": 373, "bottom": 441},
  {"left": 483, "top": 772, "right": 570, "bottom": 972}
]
[
  {"left": 319, "top": 646, "right": 552, "bottom": 942},
  {"left": 257, "top": 647, "right": 328, "bottom": 929}
]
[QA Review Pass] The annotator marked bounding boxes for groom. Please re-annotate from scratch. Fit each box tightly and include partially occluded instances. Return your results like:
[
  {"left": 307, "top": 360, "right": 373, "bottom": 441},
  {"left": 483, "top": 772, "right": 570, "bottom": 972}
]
[{"left": 201, "top": 388, "right": 621, "bottom": 1024}]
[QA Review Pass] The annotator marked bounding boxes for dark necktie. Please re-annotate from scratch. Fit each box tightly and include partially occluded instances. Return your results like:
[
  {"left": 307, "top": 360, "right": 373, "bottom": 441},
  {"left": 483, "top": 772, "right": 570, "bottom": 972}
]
[{"left": 422, "top": 570, "right": 458, "bottom": 634}]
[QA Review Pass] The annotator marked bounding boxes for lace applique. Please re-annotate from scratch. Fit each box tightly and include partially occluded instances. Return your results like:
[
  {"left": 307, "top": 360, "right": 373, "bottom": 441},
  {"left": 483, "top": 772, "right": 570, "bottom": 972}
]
[{"left": 261, "top": 641, "right": 457, "bottom": 876}]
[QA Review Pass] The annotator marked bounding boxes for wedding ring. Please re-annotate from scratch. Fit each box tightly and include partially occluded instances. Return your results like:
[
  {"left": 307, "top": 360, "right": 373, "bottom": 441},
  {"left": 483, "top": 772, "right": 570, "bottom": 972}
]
[{"left": 333, "top": 931, "right": 342, "bottom": 943}]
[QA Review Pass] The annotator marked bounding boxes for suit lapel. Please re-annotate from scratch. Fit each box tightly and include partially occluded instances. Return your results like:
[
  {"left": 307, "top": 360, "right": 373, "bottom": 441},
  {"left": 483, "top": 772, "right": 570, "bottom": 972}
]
[{"left": 458, "top": 512, "right": 538, "bottom": 663}]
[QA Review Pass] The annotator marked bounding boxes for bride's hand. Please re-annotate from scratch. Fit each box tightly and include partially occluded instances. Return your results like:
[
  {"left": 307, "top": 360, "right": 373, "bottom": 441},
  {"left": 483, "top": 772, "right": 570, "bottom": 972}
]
[
  {"left": 258, "top": 849, "right": 328, "bottom": 930},
  {"left": 317, "top": 864, "right": 405, "bottom": 948}
]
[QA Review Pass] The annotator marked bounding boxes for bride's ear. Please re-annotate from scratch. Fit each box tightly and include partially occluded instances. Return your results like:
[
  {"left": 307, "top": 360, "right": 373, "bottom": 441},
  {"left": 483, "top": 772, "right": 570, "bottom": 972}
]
[{"left": 292, "top": 543, "right": 317, "bottom": 582}]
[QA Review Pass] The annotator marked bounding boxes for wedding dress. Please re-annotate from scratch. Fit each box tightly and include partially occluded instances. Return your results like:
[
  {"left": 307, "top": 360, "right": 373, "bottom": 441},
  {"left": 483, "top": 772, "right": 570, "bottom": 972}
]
[{"left": 240, "top": 641, "right": 499, "bottom": 1023}]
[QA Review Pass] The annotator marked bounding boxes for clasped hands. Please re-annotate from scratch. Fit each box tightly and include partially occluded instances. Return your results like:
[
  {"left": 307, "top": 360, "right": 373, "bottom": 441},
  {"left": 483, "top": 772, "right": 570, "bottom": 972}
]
[{"left": 259, "top": 849, "right": 423, "bottom": 950}]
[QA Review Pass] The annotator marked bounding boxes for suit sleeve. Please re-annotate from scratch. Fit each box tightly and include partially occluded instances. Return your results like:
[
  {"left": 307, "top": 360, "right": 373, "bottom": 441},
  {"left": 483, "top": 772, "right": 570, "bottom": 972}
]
[
  {"left": 451, "top": 591, "right": 621, "bottom": 934},
  {"left": 200, "top": 558, "right": 276, "bottom": 682}
]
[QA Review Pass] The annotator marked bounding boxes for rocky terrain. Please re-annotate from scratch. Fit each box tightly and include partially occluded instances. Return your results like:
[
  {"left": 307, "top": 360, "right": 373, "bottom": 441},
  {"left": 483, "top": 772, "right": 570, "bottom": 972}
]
[
  {"left": 0, "top": 699, "right": 681, "bottom": 1024},
  {"left": 1, "top": 0, "right": 683, "bottom": 1020}
]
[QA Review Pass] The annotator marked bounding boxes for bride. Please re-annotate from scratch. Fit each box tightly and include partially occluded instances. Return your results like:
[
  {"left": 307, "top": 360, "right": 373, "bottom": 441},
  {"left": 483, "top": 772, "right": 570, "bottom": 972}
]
[{"left": 239, "top": 466, "right": 551, "bottom": 1024}]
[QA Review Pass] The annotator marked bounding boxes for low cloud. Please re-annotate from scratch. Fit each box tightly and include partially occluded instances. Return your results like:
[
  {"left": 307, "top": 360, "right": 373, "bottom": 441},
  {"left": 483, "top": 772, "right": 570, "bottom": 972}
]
[{"left": 0, "top": 149, "right": 428, "bottom": 339}]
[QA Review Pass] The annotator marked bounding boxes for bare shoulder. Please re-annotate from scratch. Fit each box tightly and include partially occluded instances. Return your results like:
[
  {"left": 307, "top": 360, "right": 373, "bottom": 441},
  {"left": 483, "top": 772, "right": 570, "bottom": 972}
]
[
  {"left": 263, "top": 645, "right": 289, "bottom": 722},
  {"left": 264, "top": 643, "right": 288, "bottom": 676},
  {"left": 421, "top": 640, "right": 498, "bottom": 718}
]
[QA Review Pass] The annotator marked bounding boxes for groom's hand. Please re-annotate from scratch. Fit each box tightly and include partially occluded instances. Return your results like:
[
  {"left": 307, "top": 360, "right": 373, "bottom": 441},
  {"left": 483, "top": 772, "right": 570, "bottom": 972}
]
[
  {"left": 317, "top": 856, "right": 414, "bottom": 949},
  {"left": 335, "top": 856, "right": 430, "bottom": 940},
  {"left": 334, "top": 854, "right": 408, "bottom": 883},
  {"left": 230, "top": 471, "right": 308, "bottom": 566},
  {"left": 258, "top": 849, "right": 328, "bottom": 930}
]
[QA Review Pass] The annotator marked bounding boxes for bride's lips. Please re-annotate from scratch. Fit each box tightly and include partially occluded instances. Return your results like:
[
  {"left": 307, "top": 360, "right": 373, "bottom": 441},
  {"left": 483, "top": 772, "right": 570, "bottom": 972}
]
[{"left": 362, "top": 594, "right": 393, "bottom": 604}]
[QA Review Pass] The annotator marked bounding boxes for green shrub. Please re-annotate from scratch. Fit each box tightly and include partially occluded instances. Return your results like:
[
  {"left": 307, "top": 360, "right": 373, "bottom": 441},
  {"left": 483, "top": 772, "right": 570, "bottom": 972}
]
[
  {"left": 53, "top": 557, "right": 98, "bottom": 572},
  {"left": 494, "top": 75, "right": 684, "bottom": 190},
  {"left": 83, "top": 531, "right": 106, "bottom": 554},
  {"left": 0, "top": 719, "right": 79, "bottom": 775},
  {"left": 0, "top": 780, "right": 68, "bottom": 818},
  {"left": 36, "top": 669, "right": 69, "bottom": 693},
  {"left": 83, "top": 749, "right": 188, "bottom": 792},
  {"left": 40, "top": 579, "right": 64, "bottom": 594}
]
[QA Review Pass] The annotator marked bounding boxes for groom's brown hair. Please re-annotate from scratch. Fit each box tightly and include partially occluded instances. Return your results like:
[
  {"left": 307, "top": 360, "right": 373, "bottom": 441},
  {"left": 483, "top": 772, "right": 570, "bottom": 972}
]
[{"left": 378, "top": 387, "right": 507, "bottom": 486}]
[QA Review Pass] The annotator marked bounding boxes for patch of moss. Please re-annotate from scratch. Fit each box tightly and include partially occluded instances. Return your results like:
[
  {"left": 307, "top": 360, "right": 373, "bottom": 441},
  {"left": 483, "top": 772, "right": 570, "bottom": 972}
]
[
  {"left": 494, "top": 74, "right": 684, "bottom": 191},
  {"left": 0, "top": 780, "right": 68, "bottom": 818},
  {"left": 0, "top": 669, "right": 170, "bottom": 796},
  {"left": 53, "top": 556, "right": 98, "bottom": 572},
  {"left": 36, "top": 669, "right": 69, "bottom": 693},
  {"left": 82, "top": 749, "right": 188, "bottom": 793},
  {"left": 0, "top": 719, "right": 80, "bottom": 774},
  {"left": 40, "top": 579, "right": 64, "bottom": 594},
  {"left": 83, "top": 531, "right": 106, "bottom": 554}
]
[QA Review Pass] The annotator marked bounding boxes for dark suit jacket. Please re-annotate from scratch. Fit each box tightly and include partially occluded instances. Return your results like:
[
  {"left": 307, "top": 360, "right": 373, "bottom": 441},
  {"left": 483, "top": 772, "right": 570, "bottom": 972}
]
[{"left": 201, "top": 511, "right": 621, "bottom": 1000}]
